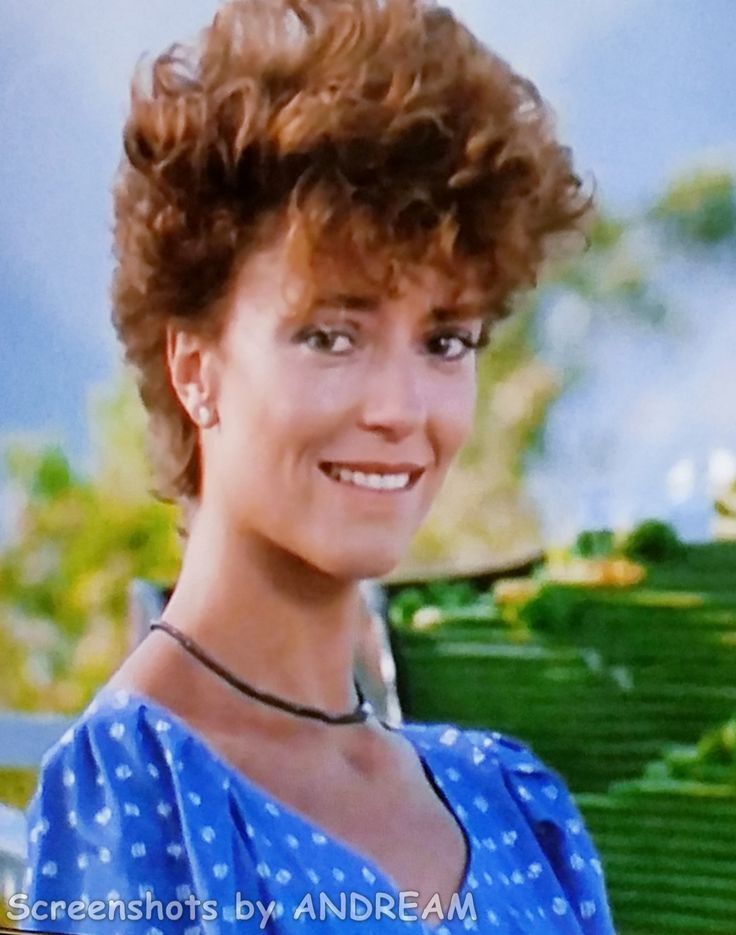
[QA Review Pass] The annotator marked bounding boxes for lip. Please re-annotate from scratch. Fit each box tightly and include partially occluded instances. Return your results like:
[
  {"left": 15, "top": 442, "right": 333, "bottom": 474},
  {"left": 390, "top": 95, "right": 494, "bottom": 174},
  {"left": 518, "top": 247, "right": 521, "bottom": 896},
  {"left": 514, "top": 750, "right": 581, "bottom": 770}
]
[
  {"left": 318, "top": 461, "right": 425, "bottom": 492},
  {"left": 320, "top": 461, "right": 426, "bottom": 474}
]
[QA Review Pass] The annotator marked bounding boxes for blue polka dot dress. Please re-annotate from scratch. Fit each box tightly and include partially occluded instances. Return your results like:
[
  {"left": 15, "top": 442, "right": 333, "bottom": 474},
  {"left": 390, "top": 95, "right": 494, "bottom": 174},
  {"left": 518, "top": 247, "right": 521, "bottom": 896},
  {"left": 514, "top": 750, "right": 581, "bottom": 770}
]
[{"left": 22, "top": 687, "right": 617, "bottom": 933}]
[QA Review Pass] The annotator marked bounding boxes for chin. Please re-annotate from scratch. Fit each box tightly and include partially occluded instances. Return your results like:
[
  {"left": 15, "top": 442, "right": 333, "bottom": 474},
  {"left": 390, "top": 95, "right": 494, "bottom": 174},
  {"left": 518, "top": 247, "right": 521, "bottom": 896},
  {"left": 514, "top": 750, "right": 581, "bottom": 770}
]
[{"left": 315, "top": 543, "right": 405, "bottom": 582}]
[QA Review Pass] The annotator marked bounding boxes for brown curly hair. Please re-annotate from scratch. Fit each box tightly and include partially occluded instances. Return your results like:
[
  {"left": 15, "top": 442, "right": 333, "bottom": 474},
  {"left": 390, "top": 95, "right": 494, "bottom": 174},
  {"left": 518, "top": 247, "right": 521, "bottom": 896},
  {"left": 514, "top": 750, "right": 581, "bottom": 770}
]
[{"left": 110, "top": 0, "right": 592, "bottom": 527}]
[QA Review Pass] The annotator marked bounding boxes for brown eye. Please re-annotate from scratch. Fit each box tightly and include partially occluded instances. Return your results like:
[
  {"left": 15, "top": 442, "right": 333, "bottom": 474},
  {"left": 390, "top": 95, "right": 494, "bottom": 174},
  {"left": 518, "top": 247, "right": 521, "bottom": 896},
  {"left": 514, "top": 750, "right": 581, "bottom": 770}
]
[
  {"left": 300, "top": 327, "right": 355, "bottom": 355},
  {"left": 426, "top": 329, "right": 479, "bottom": 361}
]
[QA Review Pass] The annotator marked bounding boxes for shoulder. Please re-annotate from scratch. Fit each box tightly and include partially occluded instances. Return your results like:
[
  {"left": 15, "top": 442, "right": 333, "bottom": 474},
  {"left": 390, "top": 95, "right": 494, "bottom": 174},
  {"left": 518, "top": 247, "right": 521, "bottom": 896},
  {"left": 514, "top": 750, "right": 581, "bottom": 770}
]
[
  {"left": 31, "top": 688, "right": 176, "bottom": 799},
  {"left": 407, "top": 722, "right": 578, "bottom": 833},
  {"left": 403, "top": 717, "right": 559, "bottom": 782},
  {"left": 26, "top": 689, "right": 181, "bottom": 854},
  {"left": 404, "top": 719, "right": 616, "bottom": 932},
  {"left": 407, "top": 723, "right": 600, "bottom": 871},
  {"left": 404, "top": 719, "right": 594, "bottom": 853},
  {"left": 22, "top": 689, "right": 200, "bottom": 922},
  {"left": 26, "top": 686, "right": 231, "bottom": 838}
]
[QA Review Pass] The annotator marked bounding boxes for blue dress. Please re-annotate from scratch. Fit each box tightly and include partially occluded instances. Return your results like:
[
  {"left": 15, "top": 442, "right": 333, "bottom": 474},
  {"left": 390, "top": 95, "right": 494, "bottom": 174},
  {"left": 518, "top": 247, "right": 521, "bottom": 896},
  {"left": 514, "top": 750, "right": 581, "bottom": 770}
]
[{"left": 20, "top": 687, "right": 617, "bottom": 934}]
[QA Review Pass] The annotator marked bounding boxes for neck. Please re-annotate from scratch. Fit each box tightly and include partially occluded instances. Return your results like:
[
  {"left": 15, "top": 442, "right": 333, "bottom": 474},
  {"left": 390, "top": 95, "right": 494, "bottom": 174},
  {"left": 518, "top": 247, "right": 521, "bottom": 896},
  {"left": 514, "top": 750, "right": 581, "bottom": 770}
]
[{"left": 157, "top": 502, "right": 365, "bottom": 727}]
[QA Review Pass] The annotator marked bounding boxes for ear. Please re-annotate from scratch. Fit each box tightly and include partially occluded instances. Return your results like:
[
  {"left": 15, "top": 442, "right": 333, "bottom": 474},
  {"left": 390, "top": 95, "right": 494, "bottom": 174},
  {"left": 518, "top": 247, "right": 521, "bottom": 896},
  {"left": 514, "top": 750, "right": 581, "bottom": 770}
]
[{"left": 165, "top": 322, "right": 220, "bottom": 420}]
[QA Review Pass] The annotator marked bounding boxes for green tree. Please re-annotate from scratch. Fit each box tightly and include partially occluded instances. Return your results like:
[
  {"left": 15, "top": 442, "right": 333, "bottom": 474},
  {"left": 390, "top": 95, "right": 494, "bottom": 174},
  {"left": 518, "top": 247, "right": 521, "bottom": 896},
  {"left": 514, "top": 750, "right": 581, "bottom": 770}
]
[
  {"left": 406, "top": 165, "right": 736, "bottom": 576},
  {"left": 0, "top": 375, "right": 181, "bottom": 713}
]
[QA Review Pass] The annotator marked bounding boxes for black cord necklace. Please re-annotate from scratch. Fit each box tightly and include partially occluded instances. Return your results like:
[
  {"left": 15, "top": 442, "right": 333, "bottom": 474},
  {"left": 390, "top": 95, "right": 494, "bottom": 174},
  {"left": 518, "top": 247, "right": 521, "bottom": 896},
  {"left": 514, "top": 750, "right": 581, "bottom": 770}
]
[{"left": 149, "top": 618, "right": 373, "bottom": 725}]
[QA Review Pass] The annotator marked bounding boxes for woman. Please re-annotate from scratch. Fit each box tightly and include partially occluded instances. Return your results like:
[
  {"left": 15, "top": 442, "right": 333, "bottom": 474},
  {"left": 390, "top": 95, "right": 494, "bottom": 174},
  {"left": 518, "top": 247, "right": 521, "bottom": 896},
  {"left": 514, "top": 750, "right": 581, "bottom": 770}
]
[{"left": 22, "top": 1, "right": 616, "bottom": 932}]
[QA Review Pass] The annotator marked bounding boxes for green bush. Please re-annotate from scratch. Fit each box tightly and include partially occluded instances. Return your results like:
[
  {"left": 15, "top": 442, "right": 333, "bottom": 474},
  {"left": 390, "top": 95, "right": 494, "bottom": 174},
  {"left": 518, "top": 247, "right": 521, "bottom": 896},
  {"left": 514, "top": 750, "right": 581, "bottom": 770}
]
[
  {"left": 388, "top": 587, "right": 428, "bottom": 630},
  {"left": 572, "top": 528, "right": 616, "bottom": 559},
  {"left": 517, "top": 583, "right": 588, "bottom": 637},
  {"left": 623, "top": 519, "right": 684, "bottom": 562},
  {"left": 387, "top": 579, "right": 490, "bottom": 630},
  {"left": 648, "top": 718, "right": 736, "bottom": 787}
]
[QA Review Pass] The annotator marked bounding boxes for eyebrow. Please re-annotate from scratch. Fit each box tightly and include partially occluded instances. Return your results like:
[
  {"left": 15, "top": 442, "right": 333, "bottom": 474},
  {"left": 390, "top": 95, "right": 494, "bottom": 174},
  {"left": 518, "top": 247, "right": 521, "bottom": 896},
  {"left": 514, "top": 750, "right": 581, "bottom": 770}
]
[{"left": 313, "top": 293, "right": 484, "bottom": 322}]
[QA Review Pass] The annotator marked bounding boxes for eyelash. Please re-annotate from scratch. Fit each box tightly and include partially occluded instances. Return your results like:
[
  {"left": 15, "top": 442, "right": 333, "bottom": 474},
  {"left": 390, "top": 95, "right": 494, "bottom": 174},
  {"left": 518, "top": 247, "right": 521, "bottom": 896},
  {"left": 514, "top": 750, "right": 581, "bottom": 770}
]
[{"left": 298, "top": 326, "right": 488, "bottom": 361}]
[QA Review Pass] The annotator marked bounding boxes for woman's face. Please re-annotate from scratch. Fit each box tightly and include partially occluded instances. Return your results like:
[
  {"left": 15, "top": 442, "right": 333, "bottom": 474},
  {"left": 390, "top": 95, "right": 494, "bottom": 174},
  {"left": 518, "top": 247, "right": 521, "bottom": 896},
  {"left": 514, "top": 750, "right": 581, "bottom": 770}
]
[{"left": 198, "top": 227, "right": 485, "bottom": 579}]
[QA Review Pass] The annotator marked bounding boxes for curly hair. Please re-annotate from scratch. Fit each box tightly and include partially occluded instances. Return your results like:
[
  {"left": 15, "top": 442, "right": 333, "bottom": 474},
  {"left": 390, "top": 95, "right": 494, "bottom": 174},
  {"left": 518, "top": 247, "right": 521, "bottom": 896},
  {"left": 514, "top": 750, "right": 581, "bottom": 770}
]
[{"left": 110, "top": 0, "right": 592, "bottom": 526}]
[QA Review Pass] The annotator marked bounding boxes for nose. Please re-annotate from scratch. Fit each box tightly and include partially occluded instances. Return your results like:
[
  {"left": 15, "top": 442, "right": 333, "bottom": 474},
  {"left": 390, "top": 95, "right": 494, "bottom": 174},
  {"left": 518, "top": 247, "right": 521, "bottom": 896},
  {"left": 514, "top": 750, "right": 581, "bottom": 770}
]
[{"left": 357, "top": 350, "right": 427, "bottom": 441}]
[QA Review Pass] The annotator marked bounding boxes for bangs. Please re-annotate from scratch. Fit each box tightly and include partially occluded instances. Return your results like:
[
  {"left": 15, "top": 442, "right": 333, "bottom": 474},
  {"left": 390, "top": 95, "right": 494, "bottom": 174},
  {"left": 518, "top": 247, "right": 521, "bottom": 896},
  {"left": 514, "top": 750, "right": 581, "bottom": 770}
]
[{"left": 269, "top": 184, "right": 497, "bottom": 327}]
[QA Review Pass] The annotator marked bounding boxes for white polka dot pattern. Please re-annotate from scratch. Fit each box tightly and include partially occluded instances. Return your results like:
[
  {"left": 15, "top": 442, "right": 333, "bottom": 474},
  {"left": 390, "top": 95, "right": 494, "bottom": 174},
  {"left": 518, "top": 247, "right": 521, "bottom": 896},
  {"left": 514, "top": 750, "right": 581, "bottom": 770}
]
[{"left": 22, "top": 689, "right": 616, "bottom": 933}]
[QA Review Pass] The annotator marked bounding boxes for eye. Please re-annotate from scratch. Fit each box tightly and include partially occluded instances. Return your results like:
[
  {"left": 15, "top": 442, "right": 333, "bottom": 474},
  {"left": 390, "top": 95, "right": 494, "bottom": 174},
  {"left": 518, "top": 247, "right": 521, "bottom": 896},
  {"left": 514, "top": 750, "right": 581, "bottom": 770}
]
[
  {"left": 426, "top": 328, "right": 483, "bottom": 362},
  {"left": 299, "top": 326, "right": 355, "bottom": 356}
]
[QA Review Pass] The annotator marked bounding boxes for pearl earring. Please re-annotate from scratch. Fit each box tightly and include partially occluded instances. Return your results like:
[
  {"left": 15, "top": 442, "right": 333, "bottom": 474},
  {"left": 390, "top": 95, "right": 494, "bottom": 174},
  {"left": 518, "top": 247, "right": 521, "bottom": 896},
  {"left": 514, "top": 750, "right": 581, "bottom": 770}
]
[{"left": 197, "top": 404, "right": 212, "bottom": 426}]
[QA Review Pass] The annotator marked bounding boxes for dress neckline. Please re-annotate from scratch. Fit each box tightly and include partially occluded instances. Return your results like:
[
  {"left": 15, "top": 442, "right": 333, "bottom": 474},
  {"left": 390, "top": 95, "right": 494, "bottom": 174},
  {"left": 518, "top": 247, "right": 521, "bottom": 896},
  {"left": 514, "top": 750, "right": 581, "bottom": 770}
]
[{"left": 92, "top": 685, "right": 474, "bottom": 931}]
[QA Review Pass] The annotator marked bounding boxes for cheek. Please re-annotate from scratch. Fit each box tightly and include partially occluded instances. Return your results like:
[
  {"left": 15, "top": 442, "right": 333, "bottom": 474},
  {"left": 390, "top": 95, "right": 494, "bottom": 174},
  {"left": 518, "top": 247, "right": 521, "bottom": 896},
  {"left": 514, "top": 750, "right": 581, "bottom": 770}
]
[
  {"left": 278, "top": 373, "right": 346, "bottom": 454},
  {"left": 433, "top": 374, "right": 477, "bottom": 457},
  {"left": 221, "top": 363, "right": 339, "bottom": 474}
]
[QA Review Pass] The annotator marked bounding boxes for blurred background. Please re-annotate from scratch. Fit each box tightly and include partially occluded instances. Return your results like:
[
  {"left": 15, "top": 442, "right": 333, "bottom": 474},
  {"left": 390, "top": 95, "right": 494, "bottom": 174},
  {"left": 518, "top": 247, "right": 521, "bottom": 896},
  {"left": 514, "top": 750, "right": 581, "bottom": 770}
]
[{"left": 1, "top": 2, "right": 735, "bottom": 933}]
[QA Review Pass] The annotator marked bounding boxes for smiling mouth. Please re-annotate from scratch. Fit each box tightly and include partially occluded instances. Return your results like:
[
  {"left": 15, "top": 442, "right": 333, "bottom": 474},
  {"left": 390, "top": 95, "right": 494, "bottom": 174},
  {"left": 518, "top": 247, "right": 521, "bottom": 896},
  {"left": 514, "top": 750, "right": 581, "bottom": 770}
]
[{"left": 318, "top": 462, "right": 425, "bottom": 492}]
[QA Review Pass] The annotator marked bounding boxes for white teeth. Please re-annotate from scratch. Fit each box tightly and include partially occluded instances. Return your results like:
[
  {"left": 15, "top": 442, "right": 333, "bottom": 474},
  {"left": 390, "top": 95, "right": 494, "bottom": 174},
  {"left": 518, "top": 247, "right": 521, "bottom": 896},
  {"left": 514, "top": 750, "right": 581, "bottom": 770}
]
[{"left": 327, "top": 465, "right": 411, "bottom": 491}]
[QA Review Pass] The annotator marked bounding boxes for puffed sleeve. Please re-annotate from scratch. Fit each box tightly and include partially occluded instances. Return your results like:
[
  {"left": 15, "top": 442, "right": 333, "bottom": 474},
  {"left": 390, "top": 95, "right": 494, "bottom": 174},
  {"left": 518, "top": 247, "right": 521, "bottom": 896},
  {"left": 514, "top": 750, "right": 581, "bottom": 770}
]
[
  {"left": 19, "top": 707, "right": 200, "bottom": 934},
  {"left": 494, "top": 733, "right": 618, "bottom": 935}
]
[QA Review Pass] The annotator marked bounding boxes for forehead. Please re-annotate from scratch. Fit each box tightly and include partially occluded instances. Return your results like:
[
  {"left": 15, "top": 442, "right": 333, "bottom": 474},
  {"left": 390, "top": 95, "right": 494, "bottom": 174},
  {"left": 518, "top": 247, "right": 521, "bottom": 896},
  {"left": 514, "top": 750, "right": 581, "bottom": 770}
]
[
  {"left": 311, "top": 257, "right": 484, "bottom": 316},
  {"left": 229, "top": 223, "right": 487, "bottom": 325}
]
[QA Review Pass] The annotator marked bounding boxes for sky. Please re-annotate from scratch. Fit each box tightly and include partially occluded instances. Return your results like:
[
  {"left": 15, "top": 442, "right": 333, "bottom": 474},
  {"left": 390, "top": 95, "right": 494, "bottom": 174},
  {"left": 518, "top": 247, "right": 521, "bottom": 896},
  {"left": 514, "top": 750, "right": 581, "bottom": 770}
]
[{"left": 2, "top": 0, "right": 735, "bottom": 545}]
